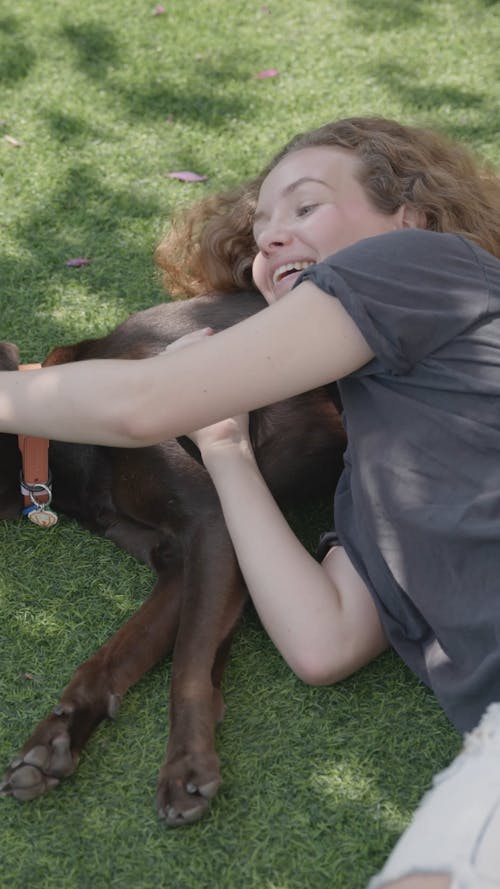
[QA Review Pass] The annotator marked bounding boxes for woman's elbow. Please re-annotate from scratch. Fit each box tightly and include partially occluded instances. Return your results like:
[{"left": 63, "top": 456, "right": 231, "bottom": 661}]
[
  {"left": 286, "top": 648, "right": 349, "bottom": 687},
  {"left": 108, "top": 394, "right": 165, "bottom": 448}
]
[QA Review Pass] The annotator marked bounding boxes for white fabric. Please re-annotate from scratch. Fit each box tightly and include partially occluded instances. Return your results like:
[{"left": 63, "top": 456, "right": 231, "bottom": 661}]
[{"left": 368, "top": 703, "right": 500, "bottom": 888}]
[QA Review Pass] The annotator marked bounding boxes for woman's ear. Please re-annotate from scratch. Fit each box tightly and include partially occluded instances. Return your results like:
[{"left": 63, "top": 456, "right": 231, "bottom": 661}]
[{"left": 401, "top": 204, "right": 427, "bottom": 229}]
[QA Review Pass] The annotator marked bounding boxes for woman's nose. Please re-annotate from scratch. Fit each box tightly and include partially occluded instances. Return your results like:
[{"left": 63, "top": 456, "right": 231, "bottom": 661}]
[{"left": 256, "top": 222, "right": 293, "bottom": 253}]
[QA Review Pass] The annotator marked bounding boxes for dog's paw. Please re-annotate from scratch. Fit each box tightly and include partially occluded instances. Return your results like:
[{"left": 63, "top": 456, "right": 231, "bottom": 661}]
[
  {"left": 156, "top": 751, "right": 221, "bottom": 826},
  {"left": 0, "top": 712, "right": 79, "bottom": 802}
]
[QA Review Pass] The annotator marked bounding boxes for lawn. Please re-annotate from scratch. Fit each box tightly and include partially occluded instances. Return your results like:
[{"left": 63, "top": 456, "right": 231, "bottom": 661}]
[{"left": 1, "top": 1, "right": 498, "bottom": 887}]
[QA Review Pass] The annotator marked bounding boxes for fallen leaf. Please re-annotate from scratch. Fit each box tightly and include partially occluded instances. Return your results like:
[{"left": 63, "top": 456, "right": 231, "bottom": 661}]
[
  {"left": 65, "top": 257, "right": 92, "bottom": 267},
  {"left": 4, "top": 134, "right": 22, "bottom": 148},
  {"left": 153, "top": 4, "right": 166, "bottom": 13},
  {"left": 165, "top": 171, "right": 208, "bottom": 182},
  {"left": 256, "top": 69, "right": 279, "bottom": 79}
]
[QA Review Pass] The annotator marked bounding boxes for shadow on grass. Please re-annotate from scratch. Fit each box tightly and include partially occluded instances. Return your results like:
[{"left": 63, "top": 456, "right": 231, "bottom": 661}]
[
  {"left": 364, "top": 61, "right": 500, "bottom": 145},
  {"left": 43, "top": 109, "right": 106, "bottom": 145},
  {"left": 59, "top": 20, "right": 251, "bottom": 125},
  {"left": 60, "top": 22, "right": 120, "bottom": 80},
  {"left": 0, "top": 15, "right": 37, "bottom": 85},
  {"left": 345, "top": 0, "right": 427, "bottom": 31},
  {"left": 0, "top": 163, "right": 173, "bottom": 347},
  {"left": 117, "top": 79, "right": 248, "bottom": 125}
]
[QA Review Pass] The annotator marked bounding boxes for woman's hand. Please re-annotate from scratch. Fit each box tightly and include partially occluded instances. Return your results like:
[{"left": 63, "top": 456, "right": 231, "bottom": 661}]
[
  {"left": 165, "top": 329, "right": 252, "bottom": 458},
  {"left": 188, "top": 413, "right": 250, "bottom": 457}
]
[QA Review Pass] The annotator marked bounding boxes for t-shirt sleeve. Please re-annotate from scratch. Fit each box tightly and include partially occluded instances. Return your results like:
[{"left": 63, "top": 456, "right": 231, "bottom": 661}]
[{"left": 296, "top": 229, "right": 490, "bottom": 374}]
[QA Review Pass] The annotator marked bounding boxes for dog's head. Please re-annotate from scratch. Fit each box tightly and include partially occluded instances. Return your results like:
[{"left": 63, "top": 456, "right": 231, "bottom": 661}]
[{"left": 0, "top": 343, "right": 24, "bottom": 519}]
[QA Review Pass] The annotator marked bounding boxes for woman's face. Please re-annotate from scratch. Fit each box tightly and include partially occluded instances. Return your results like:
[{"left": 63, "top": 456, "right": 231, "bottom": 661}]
[{"left": 252, "top": 146, "right": 406, "bottom": 304}]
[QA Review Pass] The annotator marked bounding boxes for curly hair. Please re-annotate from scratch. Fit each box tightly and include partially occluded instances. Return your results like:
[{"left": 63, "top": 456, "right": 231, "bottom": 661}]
[
  {"left": 155, "top": 117, "right": 500, "bottom": 298},
  {"left": 154, "top": 182, "right": 261, "bottom": 299}
]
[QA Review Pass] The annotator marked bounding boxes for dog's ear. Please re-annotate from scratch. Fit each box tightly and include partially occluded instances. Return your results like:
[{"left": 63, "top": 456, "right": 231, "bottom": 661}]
[
  {"left": 43, "top": 344, "right": 79, "bottom": 367},
  {"left": 0, "top": 342, "right": 20, "bottom": 371}
]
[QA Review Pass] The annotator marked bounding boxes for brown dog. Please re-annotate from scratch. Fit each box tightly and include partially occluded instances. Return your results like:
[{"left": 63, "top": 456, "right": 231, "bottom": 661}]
[{"left": 0, "top": 290, "right": 345, "bottom": 825}]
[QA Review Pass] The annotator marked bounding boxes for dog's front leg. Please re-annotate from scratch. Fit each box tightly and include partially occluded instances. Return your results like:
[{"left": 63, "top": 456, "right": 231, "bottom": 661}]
[
  {"left": 156, "top": 520, "right": 246, "bottom": 826},
  {"left": 0, "top": 561, "right": 183, "bottom": 802}
]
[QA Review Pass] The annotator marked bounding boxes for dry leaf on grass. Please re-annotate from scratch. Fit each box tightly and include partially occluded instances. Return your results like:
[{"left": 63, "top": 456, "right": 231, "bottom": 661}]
[
  {"left": 65, "top": 257, "right": 92, "bottom": 267},
  {"left": 165, "top": 171, "right": 208, "bottom": 182}
]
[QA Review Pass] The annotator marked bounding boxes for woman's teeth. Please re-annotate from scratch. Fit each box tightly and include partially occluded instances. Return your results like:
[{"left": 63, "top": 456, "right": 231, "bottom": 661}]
[{"left": 273, "top": 261, "right": 314, "bottom": 285}]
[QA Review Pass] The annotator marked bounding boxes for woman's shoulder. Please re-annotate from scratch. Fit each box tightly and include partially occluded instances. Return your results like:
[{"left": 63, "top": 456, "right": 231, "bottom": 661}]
[
  {"left": 346, "top": 227, "right": 484, "bottom": 265},
  {"left": 360, "top": 228, "right": 500, "bottom": 278},
  {"left": 318, "top": 228, "right": 500, "bottom": 300}
]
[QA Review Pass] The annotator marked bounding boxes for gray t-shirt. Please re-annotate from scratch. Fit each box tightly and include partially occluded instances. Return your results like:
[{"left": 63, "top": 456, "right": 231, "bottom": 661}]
[{"left": 299, "top": 228, "right": 500, "bottom": 732}]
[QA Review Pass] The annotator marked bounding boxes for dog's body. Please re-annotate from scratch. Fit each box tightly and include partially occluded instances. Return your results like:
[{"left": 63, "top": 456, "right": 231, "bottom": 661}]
[{"left": 0, "top": 290, "right": 346, "bottom": 824}]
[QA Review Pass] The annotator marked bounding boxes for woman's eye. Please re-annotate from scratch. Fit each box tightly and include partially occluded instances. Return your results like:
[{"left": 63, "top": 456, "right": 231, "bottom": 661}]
[{"left": 297, "top": 204, "right": 317, "bottom": 217}]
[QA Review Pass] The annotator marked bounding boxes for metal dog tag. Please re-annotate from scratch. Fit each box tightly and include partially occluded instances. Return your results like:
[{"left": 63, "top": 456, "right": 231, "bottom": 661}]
[{"left": 27, "top": 507, "right": 58, "bottom": 528}]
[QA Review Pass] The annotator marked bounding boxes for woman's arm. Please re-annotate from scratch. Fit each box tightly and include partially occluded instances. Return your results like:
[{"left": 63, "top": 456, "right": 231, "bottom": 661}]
[
  {"left": 193, "top": 418, "right": 386, "bottom": 683},
  {"left": 0, "top": 282, "right": 373, "bottom": 446}
]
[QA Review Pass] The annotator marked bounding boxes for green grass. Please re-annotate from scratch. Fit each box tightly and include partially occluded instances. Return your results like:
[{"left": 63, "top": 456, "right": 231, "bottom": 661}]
[{"left": 1, "top": 0, "right": 498, "bottom": 886}]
